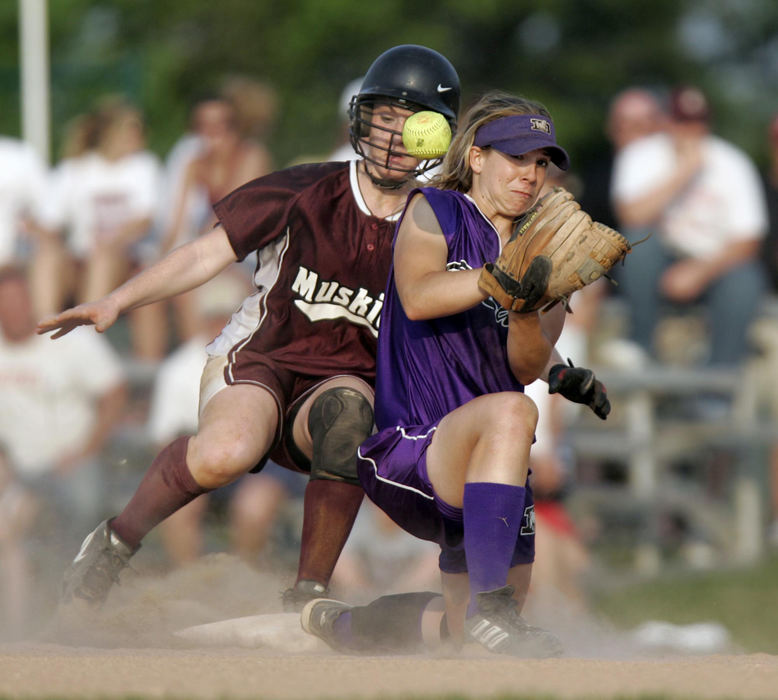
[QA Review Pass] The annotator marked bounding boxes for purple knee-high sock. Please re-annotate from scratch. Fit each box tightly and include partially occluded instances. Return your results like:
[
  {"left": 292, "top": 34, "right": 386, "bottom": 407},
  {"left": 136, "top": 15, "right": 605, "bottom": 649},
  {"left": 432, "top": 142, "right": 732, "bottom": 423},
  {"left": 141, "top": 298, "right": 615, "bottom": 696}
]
[{"left": 463, "top": 481, "right": 526, "bottom": 617}]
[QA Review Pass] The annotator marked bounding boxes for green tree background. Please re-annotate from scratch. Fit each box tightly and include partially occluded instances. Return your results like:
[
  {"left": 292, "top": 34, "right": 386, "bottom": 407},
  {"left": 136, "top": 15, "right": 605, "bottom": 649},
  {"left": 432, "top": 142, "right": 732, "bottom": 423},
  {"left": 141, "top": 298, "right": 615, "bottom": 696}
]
[{"left": 1, "top": 0, "right": 776, "bottom": 173}]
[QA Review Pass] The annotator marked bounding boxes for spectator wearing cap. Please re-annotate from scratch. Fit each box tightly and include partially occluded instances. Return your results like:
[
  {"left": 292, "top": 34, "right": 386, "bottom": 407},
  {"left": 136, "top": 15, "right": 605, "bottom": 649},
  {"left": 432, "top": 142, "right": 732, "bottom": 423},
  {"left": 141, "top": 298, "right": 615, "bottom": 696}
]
[{"left": 610, "top": 85, "right": 768, "bottom": 367}]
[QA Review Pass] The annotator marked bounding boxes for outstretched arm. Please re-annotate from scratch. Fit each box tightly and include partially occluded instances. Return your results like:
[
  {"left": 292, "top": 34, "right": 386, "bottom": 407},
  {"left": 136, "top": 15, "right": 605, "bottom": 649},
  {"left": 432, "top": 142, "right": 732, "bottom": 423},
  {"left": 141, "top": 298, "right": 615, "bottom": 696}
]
[{"left": 37, "top": 225, "right": 238, "bottom": 338}]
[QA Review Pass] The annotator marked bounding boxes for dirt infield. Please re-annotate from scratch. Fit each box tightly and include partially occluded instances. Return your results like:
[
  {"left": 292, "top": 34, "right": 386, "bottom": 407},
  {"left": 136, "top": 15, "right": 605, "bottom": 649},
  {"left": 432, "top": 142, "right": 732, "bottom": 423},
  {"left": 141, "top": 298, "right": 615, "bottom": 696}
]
[
  {"left": 2, "top": 555, "right": 775, "bottom": 700},
  {"left": 2, "top": 646, "right": 777, "bottom": 699}
]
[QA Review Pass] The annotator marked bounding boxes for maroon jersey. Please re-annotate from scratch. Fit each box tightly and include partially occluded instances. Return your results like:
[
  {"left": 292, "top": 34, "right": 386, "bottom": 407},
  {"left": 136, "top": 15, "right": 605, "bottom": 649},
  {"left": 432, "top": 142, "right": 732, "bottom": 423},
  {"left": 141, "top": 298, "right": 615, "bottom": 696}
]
[{"left": 209, "top": 161, "right": 395, "bottom": 389}]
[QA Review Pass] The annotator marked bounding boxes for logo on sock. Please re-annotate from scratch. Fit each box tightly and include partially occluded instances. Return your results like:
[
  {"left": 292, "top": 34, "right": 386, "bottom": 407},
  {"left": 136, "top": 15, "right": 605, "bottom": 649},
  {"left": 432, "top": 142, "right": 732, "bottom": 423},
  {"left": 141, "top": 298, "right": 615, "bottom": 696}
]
[{"left": 520, "top": 504, "right": 536, "bottom": 536}]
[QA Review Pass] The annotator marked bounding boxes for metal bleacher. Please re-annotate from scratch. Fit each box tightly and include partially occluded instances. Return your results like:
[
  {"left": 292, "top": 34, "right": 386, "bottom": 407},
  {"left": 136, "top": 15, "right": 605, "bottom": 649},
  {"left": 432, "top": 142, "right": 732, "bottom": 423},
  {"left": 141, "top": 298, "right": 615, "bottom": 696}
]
[{"left": 563, "top": 295, "right": 778, "bottom": 575}]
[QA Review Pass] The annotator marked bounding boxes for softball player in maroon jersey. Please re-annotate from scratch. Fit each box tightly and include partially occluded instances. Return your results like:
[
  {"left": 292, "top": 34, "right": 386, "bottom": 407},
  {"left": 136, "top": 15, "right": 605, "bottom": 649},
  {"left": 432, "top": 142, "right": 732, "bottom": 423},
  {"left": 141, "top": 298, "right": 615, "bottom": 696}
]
[{"left": 37, "top": 44, "right": 460, "bottom": 611}]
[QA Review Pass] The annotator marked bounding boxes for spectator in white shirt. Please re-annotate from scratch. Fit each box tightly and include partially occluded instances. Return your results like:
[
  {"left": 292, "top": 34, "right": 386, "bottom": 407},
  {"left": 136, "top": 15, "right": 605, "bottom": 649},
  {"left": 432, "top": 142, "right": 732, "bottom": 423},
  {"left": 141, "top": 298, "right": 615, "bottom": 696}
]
[{"left": 610, "top": 85, "right": 768, "bottom": 366}]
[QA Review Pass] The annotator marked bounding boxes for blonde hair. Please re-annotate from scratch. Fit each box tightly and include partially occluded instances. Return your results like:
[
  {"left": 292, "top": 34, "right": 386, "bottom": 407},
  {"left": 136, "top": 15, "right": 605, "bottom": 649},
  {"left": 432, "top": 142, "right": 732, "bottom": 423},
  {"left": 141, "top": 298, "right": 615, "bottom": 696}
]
[
  {"left": 60, "top": 110, "right": 103, "bottom": 160},
  {"left": 219, "top": 76, "right": 279, "bottom": 140},
  {"left": 433, "top": 90, "right": 552, "bottom": 192},
  {"left": 60, "top": 95, "right": 144, "bottom": 161},
  {"left": 93, "top": 96, "right": 145, "bottom": 156}
]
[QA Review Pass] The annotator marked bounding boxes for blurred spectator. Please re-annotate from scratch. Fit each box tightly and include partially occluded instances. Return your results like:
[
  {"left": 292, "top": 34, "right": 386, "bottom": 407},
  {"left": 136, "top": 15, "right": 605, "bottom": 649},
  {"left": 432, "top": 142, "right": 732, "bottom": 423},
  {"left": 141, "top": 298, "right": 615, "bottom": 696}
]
[
  {"left": 330, "top": 499, "right": 440, "bottom": 601},
  {"left": 328, "top": 76, "right": 363, "bottom": 162},
  {"left": 523, "top": 166, "right": 599, "bottom": 613},
  {"left": 761, "top": 113, "right": 778, "bottom": 546},
  {"left": 611, "top": 85, "right": 768, "bottom": 367},
  {"left": 157, "top": 460, "right": 306, "bottom": 568},
  {"left": 160, "top": 84, "right": 276, "bottom": 255},
  {"left": 524, "top": 298, "right": 595, "bottom": 613},
  {"left": 578, "top": 87, "right": 665, "bottom": 230},
  {"left": 0, "top": 264, "right": 127, "bottom": 542},
  {"left": 153, "top": 105, "right": 211, "bottom": 262},
  {"left": 220, "top": 75, "right": 279, "bottom": 146},
  {"left": 606, "top": 87, "right": 667, "bottom": 152},
  {"left": 155, "top": 81, "right": 277, "bottom": 348},
  {"left": 0, "top": 442, "right": 39, "bottom": 640},
  {"left": 42, "top": 96, "right": 165, "bottom": 360},
  {"left": 0, "top": 134, "right": 59, "bottom": 319},
  {"left": 0, "top": 136, "right": 48, "bottom": 264},
  {"left": 146, "top": 270, "right": 306, "bottom": 566},
  {"left": 762, "top": 113, "right": 778, "bottom": 293},
  {"left": 602, "top": 88, "right": 668, "bottom": 359}
]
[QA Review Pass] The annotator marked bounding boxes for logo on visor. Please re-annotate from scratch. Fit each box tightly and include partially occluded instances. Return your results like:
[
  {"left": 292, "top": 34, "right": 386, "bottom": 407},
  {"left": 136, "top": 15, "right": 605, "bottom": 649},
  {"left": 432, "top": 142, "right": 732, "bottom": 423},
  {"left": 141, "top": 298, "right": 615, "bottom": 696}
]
[{"left": 530, "top": 118, "right": 551, "bottom": 134}]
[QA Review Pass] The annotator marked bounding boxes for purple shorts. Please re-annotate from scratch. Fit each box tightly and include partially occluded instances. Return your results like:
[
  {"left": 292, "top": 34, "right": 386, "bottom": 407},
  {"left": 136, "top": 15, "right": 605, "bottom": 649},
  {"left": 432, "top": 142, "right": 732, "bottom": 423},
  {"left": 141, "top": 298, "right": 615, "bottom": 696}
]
[{"left": 357, "top": 424, "right": 535, "bottom": 574}]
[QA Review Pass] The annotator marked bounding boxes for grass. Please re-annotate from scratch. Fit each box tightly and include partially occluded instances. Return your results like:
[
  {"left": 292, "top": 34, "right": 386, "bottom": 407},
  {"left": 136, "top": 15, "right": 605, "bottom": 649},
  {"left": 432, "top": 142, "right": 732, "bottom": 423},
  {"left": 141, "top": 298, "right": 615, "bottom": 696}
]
[{"left": 590, "top": 551, "right": 778, "bottom": 654}]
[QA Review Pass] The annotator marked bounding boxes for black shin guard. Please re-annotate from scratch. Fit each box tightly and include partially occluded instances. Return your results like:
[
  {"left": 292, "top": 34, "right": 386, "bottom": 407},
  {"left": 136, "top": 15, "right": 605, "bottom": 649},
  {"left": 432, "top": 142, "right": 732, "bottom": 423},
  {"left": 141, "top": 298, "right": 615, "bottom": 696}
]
[{"left": 350, "top": 591, "right": 441, "bottom": 653}]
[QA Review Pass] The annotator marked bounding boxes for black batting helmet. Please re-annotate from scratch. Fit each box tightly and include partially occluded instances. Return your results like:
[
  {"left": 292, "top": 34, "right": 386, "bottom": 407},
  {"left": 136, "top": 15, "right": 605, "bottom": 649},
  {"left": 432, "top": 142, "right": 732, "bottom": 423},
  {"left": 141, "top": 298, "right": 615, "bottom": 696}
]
[{"left": 349, "top": 45, "right": 461, "bottom": 180}]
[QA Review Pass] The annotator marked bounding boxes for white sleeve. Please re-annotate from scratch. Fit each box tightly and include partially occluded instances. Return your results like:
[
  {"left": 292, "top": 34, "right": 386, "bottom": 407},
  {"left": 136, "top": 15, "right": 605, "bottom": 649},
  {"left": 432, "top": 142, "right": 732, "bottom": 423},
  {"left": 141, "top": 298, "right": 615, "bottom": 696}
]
[
  {"left": 37, "top": 160, "right": 72, "bottom": 230},
  {"left": 610, "top": 136, "right": 670, "bottom": 204},
  {"left": 18, "top": 145, "right": 50, "bottom": 223},
  {"left": 147, "top": 363, "right": 184, "bottom": 445},
  {"left": 146, "top": 344, "right": 203, "bottom": 445},
  {"left": 64, "top": 328, "right": 125, "bottom": 395},
  {"left": 131, "top": 153, "right": 163, "bottom": 219},
  {"left": 722, "top": 150, "right": 768, "bottom": 239}
]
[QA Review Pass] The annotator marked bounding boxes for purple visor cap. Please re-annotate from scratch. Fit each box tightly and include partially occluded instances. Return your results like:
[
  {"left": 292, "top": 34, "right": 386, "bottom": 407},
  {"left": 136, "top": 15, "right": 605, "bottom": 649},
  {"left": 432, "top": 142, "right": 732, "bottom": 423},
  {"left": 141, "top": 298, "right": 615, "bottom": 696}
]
[{"left": 473, "top": 114, "right": 570, "bottom": 170}]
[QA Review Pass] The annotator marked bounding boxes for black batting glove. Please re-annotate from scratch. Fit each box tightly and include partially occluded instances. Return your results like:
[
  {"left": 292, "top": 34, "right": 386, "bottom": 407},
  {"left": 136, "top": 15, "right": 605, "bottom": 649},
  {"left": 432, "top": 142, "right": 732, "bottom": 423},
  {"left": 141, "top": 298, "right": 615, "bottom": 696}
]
[{"left": 547, "top": 359, "right": 610, "bottom": 420}]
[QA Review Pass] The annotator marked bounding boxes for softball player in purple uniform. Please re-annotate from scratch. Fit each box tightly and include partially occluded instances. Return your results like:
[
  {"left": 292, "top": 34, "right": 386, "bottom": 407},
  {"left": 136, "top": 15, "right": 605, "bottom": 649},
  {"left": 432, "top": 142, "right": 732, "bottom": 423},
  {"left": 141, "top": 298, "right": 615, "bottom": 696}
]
[
  {"left": 303, "top": 91, "right": 576, "bottom": 657},
  {"left": 37, "top": 45, "right": 461, "bottom": 612}
]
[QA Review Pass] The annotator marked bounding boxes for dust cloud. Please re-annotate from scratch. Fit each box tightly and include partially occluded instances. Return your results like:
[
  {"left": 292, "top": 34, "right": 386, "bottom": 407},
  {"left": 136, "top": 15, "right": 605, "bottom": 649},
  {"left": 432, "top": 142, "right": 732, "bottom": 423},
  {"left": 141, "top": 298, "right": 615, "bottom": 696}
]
[
  {"left": 28, "top": 553, "right": 293, "bottom": 650},
  {"left": 5, "top": 547, "right": 734, "bottom": 660}
]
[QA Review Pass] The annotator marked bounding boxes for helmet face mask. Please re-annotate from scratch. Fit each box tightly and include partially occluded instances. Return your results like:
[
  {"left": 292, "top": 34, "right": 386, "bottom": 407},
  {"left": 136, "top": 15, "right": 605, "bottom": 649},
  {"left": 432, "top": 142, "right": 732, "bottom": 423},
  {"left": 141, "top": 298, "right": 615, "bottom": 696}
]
[
  {"left": 348, "top": 45, "right": 461, "bottom": 184},
  {"left": 350, "top": 98, "right": 426, "bottom": 180}
]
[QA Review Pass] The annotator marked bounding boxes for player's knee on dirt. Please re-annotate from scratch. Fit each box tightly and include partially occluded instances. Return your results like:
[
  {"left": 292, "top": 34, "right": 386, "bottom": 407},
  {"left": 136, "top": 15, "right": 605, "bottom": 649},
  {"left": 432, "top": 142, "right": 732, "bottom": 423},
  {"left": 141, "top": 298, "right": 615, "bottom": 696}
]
[{"left": 307, "top": 387, "right": 373, "bottom": 485}]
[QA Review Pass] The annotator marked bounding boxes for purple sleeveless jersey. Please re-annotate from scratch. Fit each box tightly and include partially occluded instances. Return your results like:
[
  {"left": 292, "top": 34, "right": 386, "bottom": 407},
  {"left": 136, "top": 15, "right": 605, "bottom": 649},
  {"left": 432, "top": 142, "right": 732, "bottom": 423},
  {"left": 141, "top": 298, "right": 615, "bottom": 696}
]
[
  {"left": 374, "top": 186, "right": 524, "bottom": 431},
  {"left": 357, "top": 187, "right": 536, "bottom": 570}
]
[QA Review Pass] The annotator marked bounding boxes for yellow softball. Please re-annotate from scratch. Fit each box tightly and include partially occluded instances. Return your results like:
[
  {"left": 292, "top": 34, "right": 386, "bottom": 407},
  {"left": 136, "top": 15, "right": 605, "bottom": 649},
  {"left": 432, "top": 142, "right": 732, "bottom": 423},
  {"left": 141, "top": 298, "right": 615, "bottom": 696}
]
[{"left": 402, "top": 111, "right": 452, "bottom": 159}]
